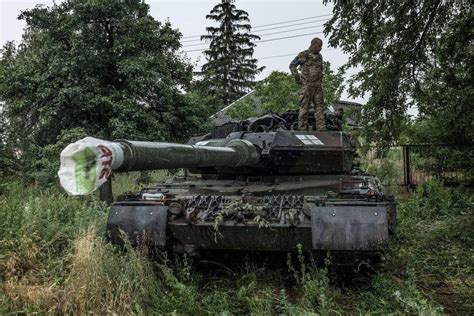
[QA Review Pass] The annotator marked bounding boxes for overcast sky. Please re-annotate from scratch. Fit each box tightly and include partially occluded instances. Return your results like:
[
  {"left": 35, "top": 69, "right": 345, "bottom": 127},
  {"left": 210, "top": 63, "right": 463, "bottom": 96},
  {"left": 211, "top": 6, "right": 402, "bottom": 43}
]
[{"left": 0, "top": 0, "right": 365, "bottom": 103}]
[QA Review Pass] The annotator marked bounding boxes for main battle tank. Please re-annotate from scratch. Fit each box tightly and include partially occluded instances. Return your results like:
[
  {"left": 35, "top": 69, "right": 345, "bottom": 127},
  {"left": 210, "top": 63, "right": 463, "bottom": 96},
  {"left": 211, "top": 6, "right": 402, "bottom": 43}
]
[{"left": 59, "top": 111, "right": 396, "bottom": 271}]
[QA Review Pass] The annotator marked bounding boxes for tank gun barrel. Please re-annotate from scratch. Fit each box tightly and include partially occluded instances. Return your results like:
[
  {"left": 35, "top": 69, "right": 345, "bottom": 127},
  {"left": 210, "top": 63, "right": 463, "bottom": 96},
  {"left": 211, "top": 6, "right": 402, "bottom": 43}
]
[
  {"left": 116, "top": 139, "right": 259, "bottom": 171},
  {"left": 58, "top": 137, "right": 259, "bottom": 195}
]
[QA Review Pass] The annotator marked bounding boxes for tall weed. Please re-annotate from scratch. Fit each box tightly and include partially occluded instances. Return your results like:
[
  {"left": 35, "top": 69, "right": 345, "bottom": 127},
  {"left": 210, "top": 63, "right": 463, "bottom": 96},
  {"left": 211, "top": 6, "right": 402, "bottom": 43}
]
[
  {"left": 60, "top": 226, "right": 161, "bottom": 314},
  {"left": 0, "top": 178, "right": 472, "bottom": 314}
]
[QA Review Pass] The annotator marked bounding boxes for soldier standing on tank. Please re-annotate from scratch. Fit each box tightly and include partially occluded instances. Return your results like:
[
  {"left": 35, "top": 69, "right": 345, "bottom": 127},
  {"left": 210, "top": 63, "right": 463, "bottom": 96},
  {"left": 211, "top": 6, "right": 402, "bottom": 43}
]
[
  {"left": 334, "top": 107, "right": 344, "bottom": 131},
  {"left": 289, "top": 37, "right": 326, "bottom": 131}
]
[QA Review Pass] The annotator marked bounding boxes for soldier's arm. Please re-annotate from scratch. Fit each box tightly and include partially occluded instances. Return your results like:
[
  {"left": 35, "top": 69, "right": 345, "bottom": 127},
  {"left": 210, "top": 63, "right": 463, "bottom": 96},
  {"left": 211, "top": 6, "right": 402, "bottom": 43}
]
[
  {"left": 317, "top": 54, "right": 323, "bottom": 78},
  {"left": 289, "top": 54, "right": 302, "bottom": 84}
]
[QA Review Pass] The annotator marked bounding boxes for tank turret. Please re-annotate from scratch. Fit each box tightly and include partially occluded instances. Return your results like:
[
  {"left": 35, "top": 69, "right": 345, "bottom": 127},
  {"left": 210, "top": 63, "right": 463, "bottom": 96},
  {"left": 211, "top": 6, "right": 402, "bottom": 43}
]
[{"left": 59, "top": 127, "right": 355, "bottom": 195}]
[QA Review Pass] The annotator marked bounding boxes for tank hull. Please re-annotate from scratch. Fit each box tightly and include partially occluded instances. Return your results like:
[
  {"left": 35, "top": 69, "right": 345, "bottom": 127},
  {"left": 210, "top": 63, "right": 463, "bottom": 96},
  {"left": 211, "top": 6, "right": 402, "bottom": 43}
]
[
  {"left": 106, "top": 174, "right": 396, "bottom": 270},
  {"left": 107, "top": 203, "right": 393, "bottom": 250}
]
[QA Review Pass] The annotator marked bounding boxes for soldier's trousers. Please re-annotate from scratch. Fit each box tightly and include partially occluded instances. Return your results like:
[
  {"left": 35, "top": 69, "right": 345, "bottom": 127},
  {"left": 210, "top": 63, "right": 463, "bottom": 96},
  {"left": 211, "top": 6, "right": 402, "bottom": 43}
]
[{"left": 298, "top": 85, "right": 326, "bottom": 131}]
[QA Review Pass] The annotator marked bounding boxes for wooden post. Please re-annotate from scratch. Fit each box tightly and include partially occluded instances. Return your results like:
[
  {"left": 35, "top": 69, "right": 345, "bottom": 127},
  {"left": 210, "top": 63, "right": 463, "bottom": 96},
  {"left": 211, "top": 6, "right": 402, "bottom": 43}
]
[
  {"left": 403, "top": 145, "right": 412, "bottom": 191},
  {"left": 99, "top": 176, "right": 114, "bottom": 204}
]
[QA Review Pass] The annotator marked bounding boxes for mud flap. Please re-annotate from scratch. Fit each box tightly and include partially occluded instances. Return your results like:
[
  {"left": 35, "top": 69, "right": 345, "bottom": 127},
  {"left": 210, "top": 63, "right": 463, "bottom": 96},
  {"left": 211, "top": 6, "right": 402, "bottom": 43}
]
[
  {"left": 106, "top": 203, "right": 167, "bottom": 247},
  {"left": 311, "top": 205, "right": 388, "bottom": 251}
]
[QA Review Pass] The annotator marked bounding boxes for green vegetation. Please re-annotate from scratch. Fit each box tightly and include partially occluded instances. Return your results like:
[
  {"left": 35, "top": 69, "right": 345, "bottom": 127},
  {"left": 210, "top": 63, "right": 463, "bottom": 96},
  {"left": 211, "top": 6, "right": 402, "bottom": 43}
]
[
  {"left": 1, "top": 176, "right": 472, "bottom": 314},
  {"left": 362, "top": 148, "right": 403, "bottom": 190},
  {"left": 325, "top": 0, "right": 473, "bottom": 159},
  {"left": 199, "top": 0, "right": 263, "bottom": 107},
  {"left": 0, "top": 0, "right": 210, "bottom": 185}
]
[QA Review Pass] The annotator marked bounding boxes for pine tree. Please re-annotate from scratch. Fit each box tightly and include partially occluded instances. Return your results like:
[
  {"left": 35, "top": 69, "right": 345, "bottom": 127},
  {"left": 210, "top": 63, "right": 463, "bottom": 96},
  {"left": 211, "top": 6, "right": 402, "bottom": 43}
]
[{"left": 201, "top": 0, "right": 263, "bottom": 106}]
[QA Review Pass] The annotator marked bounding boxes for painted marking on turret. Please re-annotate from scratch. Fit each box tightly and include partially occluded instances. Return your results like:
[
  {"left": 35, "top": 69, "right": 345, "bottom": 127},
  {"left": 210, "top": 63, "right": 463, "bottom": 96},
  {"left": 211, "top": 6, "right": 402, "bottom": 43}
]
[
  {"left": 195, "top": 141, "right": 211, "bottom": 146},
  {"left": 296, "top": 134, "right": 324, "bottom": 145}
]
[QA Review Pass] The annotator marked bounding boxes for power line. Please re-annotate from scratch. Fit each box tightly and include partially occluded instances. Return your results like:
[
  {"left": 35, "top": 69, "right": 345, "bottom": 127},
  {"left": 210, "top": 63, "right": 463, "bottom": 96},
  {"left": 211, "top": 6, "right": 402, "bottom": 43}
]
[
  {"left": 258, "top": 31, "right": 323, "bottom": 43},
  {"left": 190, "top": 49, "right": 350, "bottom": 74},
  {"left": 252, "top": 14, "right": 332, "bottom": 29},
  {"left": 184, "top": 48, "right": 209, "bottom": 53},
  {"left": 182, "top": 42, "right": 208, "bottom": 48},
  {"left": 250, "top": 19, "right": 329, "bottom": 32},
  {"left": 181, "top": 38, "right": 207, "bottom": 44},
  {"left": 255, "top": 24, "right": 326, "bottom": 38},
  {"left": 180, "top": 14, "right": 332, "bottom": 39},
  {"left": 190, "top": 49, "right": 343, "bottom": 70},
  {"left": 180, "top": 19, "right": 329, "bottom": 44},
  {"left": 182, "top": 24, "right": 327, "bottom": 47},
  {"left": 184, "top": 31, "right": 324, "bottom": 53},
  {"left": 257, "top": 49, "right": 338, "bottom": 60},
  {"left": 257, "top": 53, "right": 298, "bottom": 60}
]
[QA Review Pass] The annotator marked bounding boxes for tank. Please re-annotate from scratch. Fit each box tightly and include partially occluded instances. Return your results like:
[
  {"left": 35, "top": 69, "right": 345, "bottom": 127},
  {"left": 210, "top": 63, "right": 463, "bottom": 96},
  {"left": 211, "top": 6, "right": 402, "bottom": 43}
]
[{"left": 59, "top": 111, "right": 397, "bottom": 272}]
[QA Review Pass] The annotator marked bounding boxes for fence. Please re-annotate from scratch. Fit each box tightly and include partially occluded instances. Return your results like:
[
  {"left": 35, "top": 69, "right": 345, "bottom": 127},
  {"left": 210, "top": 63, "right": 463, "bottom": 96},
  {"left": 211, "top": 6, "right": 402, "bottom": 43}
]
[{"left": 364, "top": 144, "right": 472, "bottom": 190}]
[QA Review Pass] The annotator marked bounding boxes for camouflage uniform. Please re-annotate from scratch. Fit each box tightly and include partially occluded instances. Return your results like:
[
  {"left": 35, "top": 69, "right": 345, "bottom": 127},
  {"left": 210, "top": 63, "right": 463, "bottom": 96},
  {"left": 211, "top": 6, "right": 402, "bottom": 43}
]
[
  {"left": 289, "top": 49, "right": 325, "bottom": 131},
  {"left": 325, "top": 113, "right": 343, "bottom": 131}
]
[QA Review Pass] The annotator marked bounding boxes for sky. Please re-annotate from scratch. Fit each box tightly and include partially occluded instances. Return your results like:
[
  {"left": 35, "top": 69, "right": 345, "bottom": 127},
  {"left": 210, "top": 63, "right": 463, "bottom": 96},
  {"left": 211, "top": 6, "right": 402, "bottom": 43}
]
[{"left": 0, "top": 0, "right": 365, "bottom": 103}]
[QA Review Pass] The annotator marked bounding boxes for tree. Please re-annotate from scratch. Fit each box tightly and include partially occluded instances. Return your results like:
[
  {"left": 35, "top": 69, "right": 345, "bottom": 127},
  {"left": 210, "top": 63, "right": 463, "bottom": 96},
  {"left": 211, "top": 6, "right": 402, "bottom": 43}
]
[
  {"left": 324, "top": 0, "right": 473, "bottom": 154},
  {"left": 226, "top": 63, "right": 344, "bottom": 119},
  {"left": 225, "top": 96, "right": 258, "bottom": 120},
  {"left": 0, "top": 0, "right": 209, "bottom": 184},
  {"left": 0, "top": 102, "right": 17, "bottom": 179},
  {"left": 255, "top": 72, "right": 300, "bottom": 114},
  {"left": 200, "top": 0, "right": 264, "bottom": 107}
]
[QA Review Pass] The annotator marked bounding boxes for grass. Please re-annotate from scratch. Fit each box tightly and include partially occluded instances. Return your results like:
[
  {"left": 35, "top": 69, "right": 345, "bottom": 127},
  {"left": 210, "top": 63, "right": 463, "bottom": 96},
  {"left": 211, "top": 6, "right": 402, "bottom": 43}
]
[{"left": 0, "top": 174, "right": 472, "bottom": 314}]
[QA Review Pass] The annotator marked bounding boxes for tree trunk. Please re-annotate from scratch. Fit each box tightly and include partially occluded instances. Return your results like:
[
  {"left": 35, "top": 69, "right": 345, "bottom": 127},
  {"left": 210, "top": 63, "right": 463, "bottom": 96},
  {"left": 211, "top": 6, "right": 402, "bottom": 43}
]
[{"left": 99, "top": 176, "right": 114, "bottom": 204}]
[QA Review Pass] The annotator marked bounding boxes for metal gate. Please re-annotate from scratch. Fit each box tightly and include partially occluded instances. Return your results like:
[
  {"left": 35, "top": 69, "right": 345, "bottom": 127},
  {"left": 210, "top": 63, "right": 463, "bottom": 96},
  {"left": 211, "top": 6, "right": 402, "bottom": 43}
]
[{"left": 364, "top": 144, "right": 472, "bottom": 190}]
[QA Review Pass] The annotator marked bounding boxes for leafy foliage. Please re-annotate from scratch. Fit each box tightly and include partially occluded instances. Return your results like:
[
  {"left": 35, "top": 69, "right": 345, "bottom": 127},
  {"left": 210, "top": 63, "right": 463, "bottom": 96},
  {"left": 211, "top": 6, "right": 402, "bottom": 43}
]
[
  {"left": 0, "top": 106, "right": 17, "bottom": 177},
  {"left": 0, "top": 0, "right": 209, "bottom": 183},
  {"left": 226, "top": 96, "right": 258, "bottom": 120},
  {"left": 321, "top": 61, "right": 345, "bottom": 108},
  {"left": 200, "top": 0, "right": 263, "bottom": 107},
  {"left": 256, "top": 71, "right": 300, "bottom": 114},
  {"left": 324, "top": 0, "right": 473, "bottom": 154},
  {"left": 362, "top": 148, "right": 402, "bottom": 189}
]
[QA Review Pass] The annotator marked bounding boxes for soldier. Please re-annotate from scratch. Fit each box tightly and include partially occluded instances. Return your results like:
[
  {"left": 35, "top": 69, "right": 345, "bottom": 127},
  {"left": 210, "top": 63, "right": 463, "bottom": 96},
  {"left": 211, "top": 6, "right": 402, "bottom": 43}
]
[
  {"left": 326, "top": 107, "right": 344, "bottom": 131},
  {"left": 289, "top": 37, "right": 326, "bottom": 131},
  {"left": 334, "top": 107, "right": 344, "bottom": 128}
]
